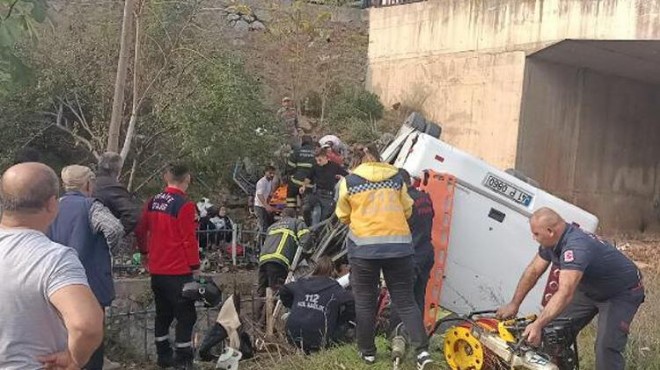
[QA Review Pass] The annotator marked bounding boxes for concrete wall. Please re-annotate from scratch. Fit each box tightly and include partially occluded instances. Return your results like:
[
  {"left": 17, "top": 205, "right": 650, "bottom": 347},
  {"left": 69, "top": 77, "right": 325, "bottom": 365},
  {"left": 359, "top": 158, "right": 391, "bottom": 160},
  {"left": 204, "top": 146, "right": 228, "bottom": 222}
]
[
  {"left": 370, "top": 51, "right": 526, "bottom": 167},
  {"left": 517, "top": 60, "right": 660, "bottom": 231},
  {"left": 369, "top": 0, "right": 660, "bottom": 61},
  {"left": 367, "top": 0, "right": 660, "bottom": 230},
  {"left": 367, "top": 0, "right": 660, "bottom": 169}
]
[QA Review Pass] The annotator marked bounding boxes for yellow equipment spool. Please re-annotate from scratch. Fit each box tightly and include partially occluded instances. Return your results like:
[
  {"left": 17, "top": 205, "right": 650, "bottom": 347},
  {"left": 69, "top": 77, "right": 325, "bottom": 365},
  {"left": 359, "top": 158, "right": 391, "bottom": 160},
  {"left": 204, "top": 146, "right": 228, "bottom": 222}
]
[
  {"left": 444, "top": 326, "right": 485, "bottom": 370},
  {"left": 497, "top": 321, "right": 517, "bottom": 343}
]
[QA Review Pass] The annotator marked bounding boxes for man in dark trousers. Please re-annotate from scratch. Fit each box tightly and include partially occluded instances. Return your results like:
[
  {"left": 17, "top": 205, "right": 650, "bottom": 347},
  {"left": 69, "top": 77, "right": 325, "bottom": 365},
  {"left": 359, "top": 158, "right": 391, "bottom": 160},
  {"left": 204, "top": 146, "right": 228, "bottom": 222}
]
[
  {"left": 285, "top": 135, "right": 316, "bottom": 211},
  {"left": 94, "top": 152, "right": 140, "bottom": 234},
  {"left": 497, "top": 207, "right": 644, "bottom": 370},
  {"left": 136, "top": 163, "right": 200, "bottom": 369},
  {"left": 47, "top": 165, "right": 123, "bottom": 370},
  {"left": 256, "top": 207, "right": 312, "bottom": 327},
  {"left": 300, "top": 148, "right": 348, "bottom": 226},
  {"left": 389, "top": 169, "right": 435, "bottom": 333}
]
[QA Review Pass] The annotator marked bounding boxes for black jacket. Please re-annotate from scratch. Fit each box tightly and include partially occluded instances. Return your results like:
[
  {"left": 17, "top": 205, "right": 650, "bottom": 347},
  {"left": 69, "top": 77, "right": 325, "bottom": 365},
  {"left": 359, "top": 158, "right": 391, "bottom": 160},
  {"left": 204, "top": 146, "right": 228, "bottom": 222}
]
[
  {"left": 280, "top": 276, "right": 355, "bottom": 351},
  {"left": 286, "top": 143, "right": 316, "bottom": 184},
  {"left": 409, "top": 188, "right": 434, "bottom": 265},
  {"left": 93, "top": 175, "right": 140, "bottom": 234},
  {"left": 259, "top": 217, "right": 311, "bottom": 268}
]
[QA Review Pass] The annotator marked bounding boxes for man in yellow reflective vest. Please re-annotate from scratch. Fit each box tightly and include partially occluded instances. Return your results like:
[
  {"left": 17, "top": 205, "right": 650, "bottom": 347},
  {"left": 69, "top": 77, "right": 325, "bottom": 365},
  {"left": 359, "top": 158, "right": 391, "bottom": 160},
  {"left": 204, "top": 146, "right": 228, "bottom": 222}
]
[{"left": 256, "top": 207, "right": 312, "bottom": 327}]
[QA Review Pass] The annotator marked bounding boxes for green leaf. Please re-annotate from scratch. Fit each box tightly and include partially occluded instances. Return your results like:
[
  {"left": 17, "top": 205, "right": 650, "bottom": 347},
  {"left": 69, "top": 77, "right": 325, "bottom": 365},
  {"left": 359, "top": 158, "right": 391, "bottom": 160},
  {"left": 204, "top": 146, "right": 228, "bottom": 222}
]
[
  {"left": 0, "top": 24, "right": 13, "bottom": 47},
  {"left": 7, "top": 51, "right": 31, "bottom": 83},
  {"left": 30, "top": 0, "right": 48, "bottom": 23}
]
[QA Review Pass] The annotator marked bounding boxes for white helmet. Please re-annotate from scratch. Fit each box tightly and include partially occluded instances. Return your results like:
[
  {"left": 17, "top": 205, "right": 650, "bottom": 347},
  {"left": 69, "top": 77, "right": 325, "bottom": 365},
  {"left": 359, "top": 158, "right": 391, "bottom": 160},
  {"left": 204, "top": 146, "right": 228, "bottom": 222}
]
[{"left": 216, "top": 347, "right": 242, "bottom": 370}]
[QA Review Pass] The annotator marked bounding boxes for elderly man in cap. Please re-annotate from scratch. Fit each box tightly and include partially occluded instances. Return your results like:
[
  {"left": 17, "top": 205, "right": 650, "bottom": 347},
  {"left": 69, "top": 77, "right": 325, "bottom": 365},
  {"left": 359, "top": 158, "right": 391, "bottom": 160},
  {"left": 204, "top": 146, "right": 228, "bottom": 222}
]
[{"left": 48, "top": 165, "right": 124, "bottom": 370}]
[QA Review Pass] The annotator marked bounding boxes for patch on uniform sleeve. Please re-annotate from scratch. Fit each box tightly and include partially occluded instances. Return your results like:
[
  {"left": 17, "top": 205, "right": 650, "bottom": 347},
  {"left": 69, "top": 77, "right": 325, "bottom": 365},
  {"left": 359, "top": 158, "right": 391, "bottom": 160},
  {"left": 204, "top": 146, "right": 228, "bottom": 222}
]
[{"left": 563, "top": 250, "right": 574, "bottom": 262}]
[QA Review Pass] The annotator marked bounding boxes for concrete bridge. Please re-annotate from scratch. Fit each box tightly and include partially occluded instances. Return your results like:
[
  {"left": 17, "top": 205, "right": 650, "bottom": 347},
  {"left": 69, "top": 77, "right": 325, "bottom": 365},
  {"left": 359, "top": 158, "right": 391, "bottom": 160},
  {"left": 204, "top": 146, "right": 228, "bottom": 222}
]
[{"left": 367, "top": 0, "right": 660, "bottom": 232}]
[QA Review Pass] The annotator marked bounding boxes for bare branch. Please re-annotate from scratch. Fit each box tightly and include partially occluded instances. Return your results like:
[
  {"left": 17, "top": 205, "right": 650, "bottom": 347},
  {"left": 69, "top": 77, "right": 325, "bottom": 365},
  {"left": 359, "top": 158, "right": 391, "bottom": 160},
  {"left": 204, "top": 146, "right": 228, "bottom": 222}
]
[
  {"left": 108, "top": 0, "right": 136, "bottom": 153},
  {"left": 50, "top": 102, "right": 100, "bottom": 159},
  {"left": 127, "top": 157, "right": 139, "bottom": 191},
  {"left": 172, "top": 47, "right": 212, "bottom": 62},
  {"left": 146, "top": 34, "right": 167, "bottom": 61},
  {"left": 132, "top": 150, "right": 190, "bottom": 193},
  {"left": 121, "top": 0, "right": 201, "bottom": 160},
  {"left": 141, "top": 126, "right": 173, "bottom": 149},
  {"left": 4, "top": 0, "right": 20, "bottom": 20},
  {"left": 59, "top": 96, "right": 96, "bottom": 140},
  {"left": 74, "top": 92, "right": 90, "bottom": 131},
  {"left": 21, "top": 123, "right": 55, "bottom": 148},
  {"left": 145, "top": 4, "right": 173, "bottom": 45},
  {"left": 120, "top": 2, "right": 143, "bottom": 161}
]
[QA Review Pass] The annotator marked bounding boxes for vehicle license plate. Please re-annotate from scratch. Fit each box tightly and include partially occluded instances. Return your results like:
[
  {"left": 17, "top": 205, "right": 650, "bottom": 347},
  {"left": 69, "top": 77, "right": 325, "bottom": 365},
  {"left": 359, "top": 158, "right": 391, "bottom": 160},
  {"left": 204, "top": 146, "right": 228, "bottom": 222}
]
[{"left": 483, "top": 173, "right": 533, "bottom": 206}]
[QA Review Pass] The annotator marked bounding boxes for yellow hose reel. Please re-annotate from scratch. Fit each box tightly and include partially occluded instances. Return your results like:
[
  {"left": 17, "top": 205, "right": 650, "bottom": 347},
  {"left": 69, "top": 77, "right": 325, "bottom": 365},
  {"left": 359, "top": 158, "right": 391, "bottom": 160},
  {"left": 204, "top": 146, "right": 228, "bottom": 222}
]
[{"left": 443, "top": 326, "right": 485, "bottom": 370}]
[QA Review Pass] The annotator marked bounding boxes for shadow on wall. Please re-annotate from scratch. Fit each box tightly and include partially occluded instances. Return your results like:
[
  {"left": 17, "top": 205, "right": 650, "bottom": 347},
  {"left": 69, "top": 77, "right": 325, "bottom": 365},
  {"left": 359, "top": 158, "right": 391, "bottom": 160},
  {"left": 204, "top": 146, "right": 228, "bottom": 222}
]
[{"left": 517, "top": 40, "right": 660, "bottom": 232}]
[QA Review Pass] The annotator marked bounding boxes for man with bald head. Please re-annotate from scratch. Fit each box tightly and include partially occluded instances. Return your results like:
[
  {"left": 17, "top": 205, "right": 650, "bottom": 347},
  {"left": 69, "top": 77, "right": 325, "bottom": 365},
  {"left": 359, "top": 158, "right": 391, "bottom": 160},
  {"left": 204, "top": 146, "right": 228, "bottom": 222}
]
[
  {"left": 0, "top": 163, "right": 103, "bottom": 369},
  {"left": 497, "top": 207, "right": 643, "bottom": 370}
]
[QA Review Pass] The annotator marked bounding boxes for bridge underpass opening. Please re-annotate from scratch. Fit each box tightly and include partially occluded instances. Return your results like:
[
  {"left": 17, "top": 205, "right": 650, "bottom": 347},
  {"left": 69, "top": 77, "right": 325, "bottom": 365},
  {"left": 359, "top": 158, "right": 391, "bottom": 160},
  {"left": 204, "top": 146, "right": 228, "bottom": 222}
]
[{"left": 516, "top": 40, "right": 660, "bottom": 232}]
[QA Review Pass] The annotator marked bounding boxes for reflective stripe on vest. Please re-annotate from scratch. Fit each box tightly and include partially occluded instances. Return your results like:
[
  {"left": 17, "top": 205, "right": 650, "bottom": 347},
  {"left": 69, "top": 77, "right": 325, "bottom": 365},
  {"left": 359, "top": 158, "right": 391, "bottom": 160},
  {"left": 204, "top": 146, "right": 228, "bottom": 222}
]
[
  {"left": 347, "top": 230, "right": 412, "bottom": 246},
  {"left": 259, "top": 228, "right": 298, "bottom": 267}
]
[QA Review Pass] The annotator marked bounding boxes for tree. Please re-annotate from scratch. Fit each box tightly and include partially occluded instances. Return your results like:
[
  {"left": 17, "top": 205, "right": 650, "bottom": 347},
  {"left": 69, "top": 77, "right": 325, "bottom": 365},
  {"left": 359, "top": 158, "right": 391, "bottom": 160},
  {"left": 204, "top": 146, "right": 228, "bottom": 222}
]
[
  {"left": 107, "top": 0, "right": 135, "bottom": 154},
  {"left": 0, "top": 0, "right": 48, "bottom": 95}
]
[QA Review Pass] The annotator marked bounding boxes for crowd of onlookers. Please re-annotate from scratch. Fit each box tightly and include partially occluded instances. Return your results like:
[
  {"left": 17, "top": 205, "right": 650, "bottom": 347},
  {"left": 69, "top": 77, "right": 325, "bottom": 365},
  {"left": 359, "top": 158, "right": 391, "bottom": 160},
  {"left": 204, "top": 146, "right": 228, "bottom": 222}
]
[
  {"left": 251, "top": 97, "right": 438, "bottom": 368},
  {"left": 0, "top": 95, "right": 439, "bottom": 370},
  {"left": 252, "top": 137, "right": 438, "bottom": 368},
  {"left": 0, "top": 151, "right": 140, "bottom": 370}
]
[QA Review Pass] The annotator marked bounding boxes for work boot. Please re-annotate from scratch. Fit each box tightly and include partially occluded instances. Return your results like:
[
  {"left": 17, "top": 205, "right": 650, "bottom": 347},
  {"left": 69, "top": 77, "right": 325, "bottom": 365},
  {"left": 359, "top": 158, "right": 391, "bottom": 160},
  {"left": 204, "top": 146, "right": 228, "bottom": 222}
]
[
  {"left": 174, "top": 347, "right": 194, "bottom": 370},
  {"left": 358, "top": 352, "right": 376, "bottom": 365},
  {"left": 156, "top": 340, "right": 175, "bottom": 368},
  {"left": 416, "top": 351, "right": 436, "bottom": 370},
  {"left": 198, "top": 323, "right": 228, "bottom": 362}
]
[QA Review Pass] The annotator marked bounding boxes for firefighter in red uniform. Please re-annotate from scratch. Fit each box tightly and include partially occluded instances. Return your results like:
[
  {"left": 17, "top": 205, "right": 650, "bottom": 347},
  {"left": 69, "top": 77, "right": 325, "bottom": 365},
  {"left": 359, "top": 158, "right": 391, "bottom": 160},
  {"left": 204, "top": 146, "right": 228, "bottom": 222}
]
[{"left": 136, "top": 163, "right": 200, "bottom": 369}]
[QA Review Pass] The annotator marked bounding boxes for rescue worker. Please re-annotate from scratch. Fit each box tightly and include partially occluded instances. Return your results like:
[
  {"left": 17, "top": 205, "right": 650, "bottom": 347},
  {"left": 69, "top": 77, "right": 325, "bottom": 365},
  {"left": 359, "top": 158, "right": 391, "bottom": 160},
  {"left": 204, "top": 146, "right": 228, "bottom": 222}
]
[
  {"left": 388, "top": 169, "right": 434, "bottom": 334},
  {"left": 135, "top": 163, "right": 200, "bottom": 369},
  {"left": 280, "top": 256, "right": 355, "bottom": 353},
  {"left": 497, "top": 207, "right": 644, "bottom": 370},
  {"left": 319, "top": 134, "right": 346, "bottom": 166},
  {"left": 335, "top": 144, "right": 434, "bottom": 369},
  {"left": 285, "top": 135, "right": 316, "bottom": 211},
  {"left": 256, "top": 207, "right": 312, "bottom": 327},
  {"left": 300, "top": 148, "right": 348, "bottom": 226}
]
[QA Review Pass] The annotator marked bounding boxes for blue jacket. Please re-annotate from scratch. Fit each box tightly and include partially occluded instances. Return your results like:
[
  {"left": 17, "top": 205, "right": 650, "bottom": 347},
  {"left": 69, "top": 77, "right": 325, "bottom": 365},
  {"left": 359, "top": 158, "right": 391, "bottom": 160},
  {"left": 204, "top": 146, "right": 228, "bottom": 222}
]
[{"left": 48, "top": 191, "right": 114, "bottom": 306}]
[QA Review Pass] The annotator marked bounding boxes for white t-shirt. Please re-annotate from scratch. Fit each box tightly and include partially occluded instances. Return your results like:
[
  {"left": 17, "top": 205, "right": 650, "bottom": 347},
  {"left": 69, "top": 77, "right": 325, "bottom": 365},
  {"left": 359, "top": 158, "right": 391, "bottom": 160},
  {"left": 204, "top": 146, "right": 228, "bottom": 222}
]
[
  {"left": 254, "top": 177, "right": 274, "bottom": 208},
  {"left": 0, "top": 228, "right": 89, "bottom": 370}
]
